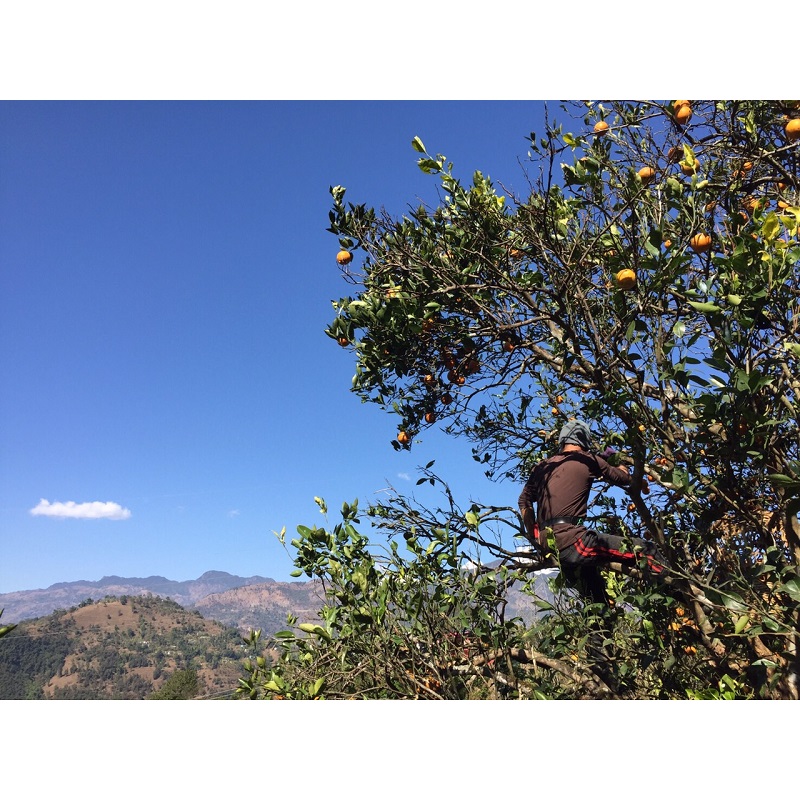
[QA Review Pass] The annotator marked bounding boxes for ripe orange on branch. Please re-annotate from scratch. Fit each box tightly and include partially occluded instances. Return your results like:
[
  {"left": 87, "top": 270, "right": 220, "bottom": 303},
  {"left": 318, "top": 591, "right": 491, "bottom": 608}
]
[
  {"left": 690, "top": 233, "right": 712, "bottom": 253},
  {"left": 593, "top": 121, "right": 609, "bottom": 136},
  {"left": 673, "top": 101, "right": 693, "bottom": 126},
  {"left": 616, "top": 268, "right": 637, "bottom": 290},
  {"left": 336, "top": 250, "right": 353, "bottom": 265},
  {"left": 637, "top": 166, "right": 656, "bottom": 185},
  {"left": 785, "top": 118, "right": 800, "bottom": 142},
  {"left": 397, "top": 430, "right": 410, "bottom": 445},
  {"left": 447, "top": 370, "right": 465, "bottom": 386}
]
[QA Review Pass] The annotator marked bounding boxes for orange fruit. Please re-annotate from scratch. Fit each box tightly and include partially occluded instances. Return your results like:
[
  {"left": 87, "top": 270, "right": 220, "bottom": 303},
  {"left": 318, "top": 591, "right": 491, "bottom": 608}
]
[
  {"left": 423, "top": 374, "right": 436, "bottom": 386},
  {"left": 742, "top": 196, "right": 761, "bottom": 213},
  {"left": 336, "top": 250, "right": 353, "bottom": 266},
  {"left": 785, "top": 118, "right": 800, "bottom": 142},
  {"left": 441, "top": 393, "right": 453, "bottom": 405},
  {"left": 447, "top": 370, "right": 465, "bottom": 386},
  {"left": 593, "top": 120, "right": 609, "bottom": 136},
  {"left": 503, "top": 341, "right": 515, "bottom": 353},
  {"left": 337, "top": 337, "right": 349, "bottom": 347},
  {"left": 673, "top": 100, "right": 691, "bottom": 110},
  {"left": 510, "top": 248, "right": 524, "bottom": 260},
  {"left": 464, "top": 358, "right": 480, "bottom": 375},
  {"left": 680, "top": 160, "right": 697, "bottom": 176},
  {"left": 616, "top": 268, "right": 636, "bottom": 290},
  {"left": 666, "top": 146, "right": 682, "bottom": 163},
  {"left": 663, "top": 239, "right": 672, "bottom": 249},
  {"left": 742, "top": 161, "right": 754, "bottom": 172},
  {"left": 556, "top": 395, "right": 564, "bottom": 404},
  {"left": 424, "top": 411, "right": 437, "bottom": 424},
  {"left": 627, "top": 502, "right": 636, "bottom": 512},
  {"left": 397, "top": 430, "right": 410, "bottom": 445},
  {"left": 675, "top": 105, "right": 693, "bottom": 125},
  {"left": 637, "top": 166, "right": 656, "bottom": 185},
  {"left": 690, "top": 233, "right": 712, "bottom": 253},
  {"left": 551, "top": 407, "right": 560, "bottom": 416}
]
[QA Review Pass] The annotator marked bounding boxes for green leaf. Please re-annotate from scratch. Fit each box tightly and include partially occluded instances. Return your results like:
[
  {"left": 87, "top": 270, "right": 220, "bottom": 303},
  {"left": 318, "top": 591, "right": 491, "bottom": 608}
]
[
  {"left": 298, "top": 623, "right": 332, "bottom": 641},
  {"left": 762, "top": 212, "right": 780, "bottom": 241},
  {"left": 767, "top": 473, "right": 800, "bottom": 493},
  {"left": 781, "top": 577, "right": 800, "bottom": 602},
  {"left": 418, "top": 158, "right": 441, "bottom": 174},
  {"left": 465, "top": 510, "right": 479, "bottom": 529},
  {"left": 290, "top": 569, "right": 303, "bottom": 578},
  {"left": 411, "top": 136, "right": 426, "bottom": 153},
  {"left": 734, "top": 615, "right": 749, "bottom": 634},
  {"left": 726, "top": 294, "right": 742, "bottom": 306},
  {"left": 688, "top": 301, "right": 722, "bottom": 314}
]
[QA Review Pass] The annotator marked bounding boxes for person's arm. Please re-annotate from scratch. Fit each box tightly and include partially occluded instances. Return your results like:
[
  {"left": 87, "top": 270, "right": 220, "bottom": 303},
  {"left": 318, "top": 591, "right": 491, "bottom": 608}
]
[
  {"left": 518, "top": 474, "right": 540, "bottom": 542},
  {"left": 596, "top": 454, "right": 632, "bottom": 488}
]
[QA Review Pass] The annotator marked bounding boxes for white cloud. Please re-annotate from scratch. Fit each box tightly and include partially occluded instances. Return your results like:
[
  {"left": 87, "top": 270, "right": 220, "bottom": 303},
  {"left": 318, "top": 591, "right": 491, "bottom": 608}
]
[
  {"left": 397, "top": 472, "right": 411, "bottom": 482},
  {"left": 30, "top": 499, "right": 132, "bottom": 520},
  {"left": 228, "top": 509, "right": 240, "bottom": 518}
]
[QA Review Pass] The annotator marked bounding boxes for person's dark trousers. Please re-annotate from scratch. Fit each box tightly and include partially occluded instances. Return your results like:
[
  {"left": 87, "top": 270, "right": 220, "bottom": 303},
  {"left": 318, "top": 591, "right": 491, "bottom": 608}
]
[{"left": 559, "top": 529, "right": 666, "bottom": 605}]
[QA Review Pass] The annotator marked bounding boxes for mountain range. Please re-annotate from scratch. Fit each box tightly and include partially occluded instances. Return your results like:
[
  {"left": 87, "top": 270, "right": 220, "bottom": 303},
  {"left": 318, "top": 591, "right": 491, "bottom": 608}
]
[
  {"left": 0, "top": 567, "right": 554, "bottom": 635},
  {"left": 0, "top": 571, "right": 324, "bottom": 635}
]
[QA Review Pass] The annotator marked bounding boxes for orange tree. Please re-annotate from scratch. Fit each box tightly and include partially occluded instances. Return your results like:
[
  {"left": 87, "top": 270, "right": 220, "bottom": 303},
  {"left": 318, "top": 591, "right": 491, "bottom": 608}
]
[{"left": 244, "top": 101, "right": 800, "bottom": 699}]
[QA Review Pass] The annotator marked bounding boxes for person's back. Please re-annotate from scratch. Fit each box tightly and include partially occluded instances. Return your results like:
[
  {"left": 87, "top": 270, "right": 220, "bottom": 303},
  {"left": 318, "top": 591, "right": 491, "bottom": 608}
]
[{"left": 526, "top": 450, "right": 630, "bottom": 549}]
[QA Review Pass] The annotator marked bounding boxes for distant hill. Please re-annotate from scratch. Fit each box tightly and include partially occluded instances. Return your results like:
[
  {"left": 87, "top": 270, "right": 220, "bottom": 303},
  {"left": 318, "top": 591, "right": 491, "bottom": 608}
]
[{"left": 0, "top": 595, "right": 247, "bottom": 700}]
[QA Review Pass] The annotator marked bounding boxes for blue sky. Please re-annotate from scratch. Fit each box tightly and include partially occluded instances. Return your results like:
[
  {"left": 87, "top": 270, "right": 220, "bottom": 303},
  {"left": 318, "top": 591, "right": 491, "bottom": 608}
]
[{"left": 0, "top": 100, "right": 557, "bottom": 592}]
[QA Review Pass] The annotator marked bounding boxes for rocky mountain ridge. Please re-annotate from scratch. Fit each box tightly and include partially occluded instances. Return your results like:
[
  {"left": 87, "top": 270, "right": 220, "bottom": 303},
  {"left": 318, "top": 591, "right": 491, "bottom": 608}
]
[{"left": 0, "top": 570, "right": 283, "bottom": 627}]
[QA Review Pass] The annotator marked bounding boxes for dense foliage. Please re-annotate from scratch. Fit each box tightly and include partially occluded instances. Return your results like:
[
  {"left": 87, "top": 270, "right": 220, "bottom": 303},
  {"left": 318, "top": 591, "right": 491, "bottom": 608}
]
[
  {"left": 242, "top": 101, "right": 800, "bottom": 699},
  {"left": 148, "top": 668, "right": 200, "bottom": 699}
]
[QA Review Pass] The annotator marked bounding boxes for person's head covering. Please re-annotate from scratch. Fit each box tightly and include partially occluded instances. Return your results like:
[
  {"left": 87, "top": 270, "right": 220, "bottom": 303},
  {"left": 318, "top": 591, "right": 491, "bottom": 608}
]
[{"left": 558, "top": 419, "right": 593, "bottom": 451}]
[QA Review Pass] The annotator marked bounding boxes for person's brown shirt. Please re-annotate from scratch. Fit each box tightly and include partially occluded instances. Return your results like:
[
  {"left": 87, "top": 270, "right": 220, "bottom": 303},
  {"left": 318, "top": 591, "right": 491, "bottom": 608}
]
[{"left": 518, "top": 450, "right": 631, "bottom": 549}]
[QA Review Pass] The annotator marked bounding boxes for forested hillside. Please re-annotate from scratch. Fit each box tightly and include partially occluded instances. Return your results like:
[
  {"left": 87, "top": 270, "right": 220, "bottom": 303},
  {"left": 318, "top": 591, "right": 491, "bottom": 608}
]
[{"left": 0, "top": 595, "right": 247, "bottom": 699}]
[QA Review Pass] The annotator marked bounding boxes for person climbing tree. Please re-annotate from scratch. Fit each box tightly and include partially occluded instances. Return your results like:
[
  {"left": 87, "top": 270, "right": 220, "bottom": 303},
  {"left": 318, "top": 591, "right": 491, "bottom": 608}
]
[{"left": 519, "top": 419, "right": 665, "bottom": 605}]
